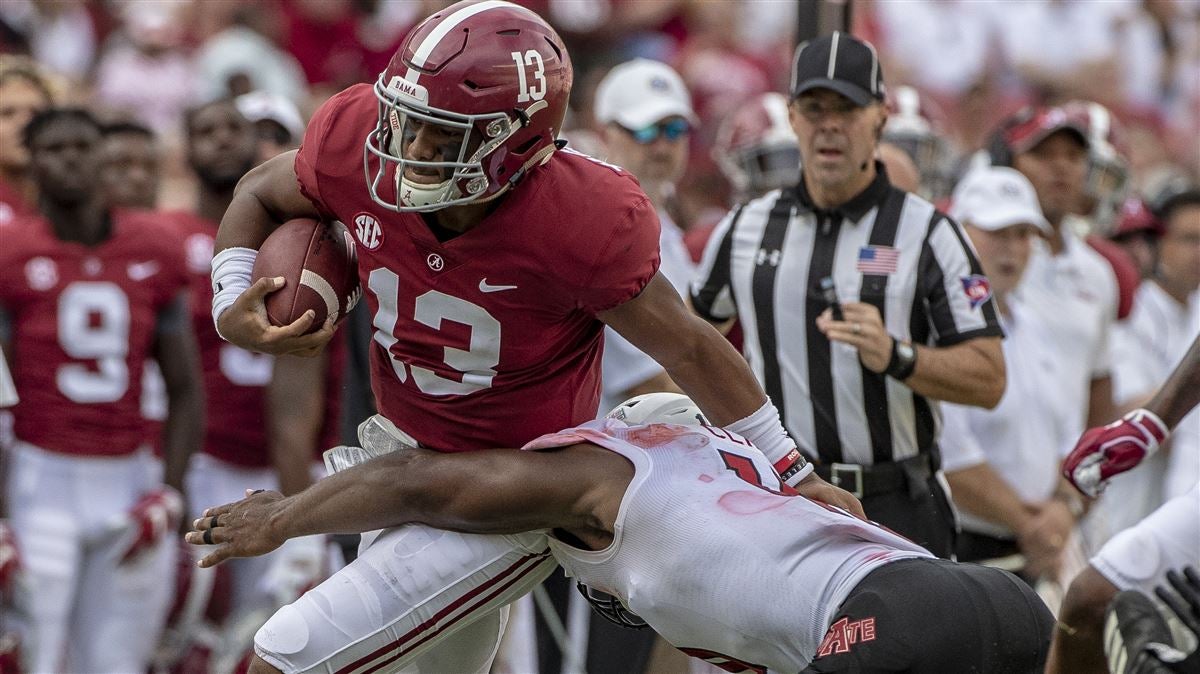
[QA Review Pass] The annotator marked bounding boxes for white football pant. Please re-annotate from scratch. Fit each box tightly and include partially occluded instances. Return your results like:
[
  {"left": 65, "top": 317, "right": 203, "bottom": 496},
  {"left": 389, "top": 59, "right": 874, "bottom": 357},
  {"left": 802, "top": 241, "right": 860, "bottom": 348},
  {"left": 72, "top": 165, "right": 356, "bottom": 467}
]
[{"left": 5, "top": 441, "right": 174, "bottom": 673}]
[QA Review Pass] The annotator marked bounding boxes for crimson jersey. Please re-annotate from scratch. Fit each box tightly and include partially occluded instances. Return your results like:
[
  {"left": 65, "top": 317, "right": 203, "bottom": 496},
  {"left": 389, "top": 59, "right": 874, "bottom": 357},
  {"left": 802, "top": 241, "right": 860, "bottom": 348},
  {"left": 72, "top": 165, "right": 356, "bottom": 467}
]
[
  {"left": 165, "top": 211, "right": 270, "bottom": 467},
  {"left": 167, "top": 211, "right": 342, "bottom": 467},
  {"left": 295, "top": 84, "right": 660, "bottom": 451},
  {"left": 0, "top": 210, "right": 188, "bottom": 456}
]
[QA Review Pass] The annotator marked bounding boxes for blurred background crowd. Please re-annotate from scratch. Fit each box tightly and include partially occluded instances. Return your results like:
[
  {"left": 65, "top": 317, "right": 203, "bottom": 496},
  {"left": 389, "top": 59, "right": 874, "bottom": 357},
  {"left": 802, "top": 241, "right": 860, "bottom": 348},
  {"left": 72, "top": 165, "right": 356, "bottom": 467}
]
[
  {"left": 0, "top": 1, "right": 1198, "bottom": 673},
  {"left": 1, "top": 0, "right": 1197, "bottom": 223}
]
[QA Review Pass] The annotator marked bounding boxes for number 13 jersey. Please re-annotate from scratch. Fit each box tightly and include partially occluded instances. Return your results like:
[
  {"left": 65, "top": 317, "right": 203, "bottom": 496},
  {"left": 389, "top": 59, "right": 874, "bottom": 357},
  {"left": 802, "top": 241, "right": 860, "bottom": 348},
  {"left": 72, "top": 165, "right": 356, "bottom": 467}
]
[
  {"left": 0, "top": 211, "right": 188, "bottom": 456},
  {"left": 295, "top": 84, "right": 661, "bottom": 451}
]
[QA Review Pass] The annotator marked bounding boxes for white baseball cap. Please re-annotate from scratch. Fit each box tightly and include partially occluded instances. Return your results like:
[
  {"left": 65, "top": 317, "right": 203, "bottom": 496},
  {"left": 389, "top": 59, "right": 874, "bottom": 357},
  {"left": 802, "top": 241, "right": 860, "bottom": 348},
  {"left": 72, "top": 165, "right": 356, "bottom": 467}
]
[
  {"left": 235, "top": 91, "right": 305, "bottom": 142},
  {"left": 594, "top": 58, "right": 697, "bottom": 131},
  {"left": 950, "top": 166, "right": 1050, "bottom": 233}
]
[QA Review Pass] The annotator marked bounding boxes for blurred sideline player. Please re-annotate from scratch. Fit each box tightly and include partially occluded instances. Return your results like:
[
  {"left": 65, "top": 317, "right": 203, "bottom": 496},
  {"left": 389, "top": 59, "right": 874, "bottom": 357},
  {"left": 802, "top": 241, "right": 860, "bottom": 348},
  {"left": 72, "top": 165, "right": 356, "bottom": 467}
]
[
  {"left": 1050, "top": 334, "right": 1200, "bottom": 673},
  {"left": 939, "top": 167, "right": 1080, "bottom": 586},
  {"left": 985, "top": 106, "right": 1122, "bottom": 470},
  {"left": 208, "top": 2, "right": 859, "bottom": 672},
  {"left": 97, "top": 120, "right": 172, "bottom": 454},
  {"left": 881, "top": 85, "right": 955, "bottom": 203},
  {"left": 1066, "top": 100, "right": 1141, "bottom": 324},
  {"left": 0, "top": 108, "right": 202, "bottom": 673},
  {"left": 167, "top": 98, "right": 343, "bottom": 666},
  {"left": 0, "top": 57, "right": 54, "bottom": 226},
  {"left": 1109, "top": 198, "right": 1166, "bottom": 281},
  {"left": 1095, "top": 188, "right": 1200, "bottom": 542},
  {"left": 684, "top": 92, "right": 802, "bottom": 350},
  {"left": 190, "top": 393, "right": 1055, "bottom": 674}
]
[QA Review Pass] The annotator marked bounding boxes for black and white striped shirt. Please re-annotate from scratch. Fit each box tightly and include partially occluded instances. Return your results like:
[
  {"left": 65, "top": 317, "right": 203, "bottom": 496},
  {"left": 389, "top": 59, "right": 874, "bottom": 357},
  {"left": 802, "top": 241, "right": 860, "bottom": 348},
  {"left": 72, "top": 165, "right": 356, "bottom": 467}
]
[{"left": 691, "top": 165, "right": 1002, "bottom": 466}]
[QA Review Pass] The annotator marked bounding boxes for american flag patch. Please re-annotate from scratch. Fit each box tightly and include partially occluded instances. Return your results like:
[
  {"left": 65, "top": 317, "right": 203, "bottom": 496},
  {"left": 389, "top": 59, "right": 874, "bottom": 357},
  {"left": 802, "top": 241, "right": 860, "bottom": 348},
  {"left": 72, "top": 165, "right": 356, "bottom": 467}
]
[{"left": 856, "top": 246, "right": 899, "bottom": 275}]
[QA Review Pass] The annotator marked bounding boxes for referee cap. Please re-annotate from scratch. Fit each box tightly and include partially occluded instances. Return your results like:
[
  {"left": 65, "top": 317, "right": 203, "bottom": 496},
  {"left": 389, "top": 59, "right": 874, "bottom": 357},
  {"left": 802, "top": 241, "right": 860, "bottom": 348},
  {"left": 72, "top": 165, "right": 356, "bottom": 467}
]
[
  {"left": 790, "top": 31, "right": 885, "bottom": 106},
  {"left": 950, "top": 166, "right": 1050, "bottom": 234}
]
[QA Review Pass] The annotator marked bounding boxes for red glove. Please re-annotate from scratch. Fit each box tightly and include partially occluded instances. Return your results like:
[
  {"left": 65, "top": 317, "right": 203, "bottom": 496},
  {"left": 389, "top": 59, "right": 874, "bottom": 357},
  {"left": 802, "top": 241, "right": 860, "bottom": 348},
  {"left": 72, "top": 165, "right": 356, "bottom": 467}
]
[
  {"left": 1063, "top": 409, "right": 1169, "bottom": 498},
  {"left": 0, "top": 520, "right": 18, "bottom": 601},
  {"left": 115, "top": 487, "right": 184, "bottom": 565}
]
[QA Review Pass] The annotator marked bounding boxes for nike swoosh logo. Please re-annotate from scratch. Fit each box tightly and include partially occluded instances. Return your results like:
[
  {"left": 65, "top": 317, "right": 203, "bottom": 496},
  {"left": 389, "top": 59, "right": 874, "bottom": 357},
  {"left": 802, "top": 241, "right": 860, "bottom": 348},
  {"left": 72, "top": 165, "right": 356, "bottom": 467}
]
[
  {"left": 479, "top": 278, "right": 518, "bottom": 293},
  {"left": 127, "top": 261, "right": 160, "bottom": 281}
]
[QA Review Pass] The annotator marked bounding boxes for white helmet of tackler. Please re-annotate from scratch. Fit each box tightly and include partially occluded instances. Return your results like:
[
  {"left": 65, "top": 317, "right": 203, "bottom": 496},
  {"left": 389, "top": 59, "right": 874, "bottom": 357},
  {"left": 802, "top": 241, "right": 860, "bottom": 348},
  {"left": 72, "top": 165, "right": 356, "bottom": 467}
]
[{"left": 606, "top": 392, "right": 708, "bottom": 426}]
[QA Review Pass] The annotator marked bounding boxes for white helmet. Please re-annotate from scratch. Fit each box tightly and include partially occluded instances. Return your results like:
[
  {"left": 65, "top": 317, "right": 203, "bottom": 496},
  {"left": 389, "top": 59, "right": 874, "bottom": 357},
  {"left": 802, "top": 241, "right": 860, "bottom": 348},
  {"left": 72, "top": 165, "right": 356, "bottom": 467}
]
[{"left": 606, "top": 392, "right": 708, "bottom": 426}]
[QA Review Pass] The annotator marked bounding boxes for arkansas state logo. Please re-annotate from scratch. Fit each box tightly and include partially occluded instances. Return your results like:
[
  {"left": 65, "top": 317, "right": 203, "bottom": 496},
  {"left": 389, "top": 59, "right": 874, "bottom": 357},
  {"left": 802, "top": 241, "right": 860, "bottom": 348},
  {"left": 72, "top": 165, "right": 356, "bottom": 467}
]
[
  {"left": 817, "top": 616, "right": 877, "bottom": 657},
  {"left": 960, "top": 274, "right": 992, "bottom": 309}
]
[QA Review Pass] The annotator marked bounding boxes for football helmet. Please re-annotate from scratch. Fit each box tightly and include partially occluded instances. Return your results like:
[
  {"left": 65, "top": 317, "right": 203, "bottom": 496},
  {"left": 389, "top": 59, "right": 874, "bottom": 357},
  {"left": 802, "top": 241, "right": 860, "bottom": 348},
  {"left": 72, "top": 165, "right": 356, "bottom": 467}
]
[
  {"left": 1067, "top": 100, "right": 1130, "bottom": 230},
  {"left": 365, "top": 0, "right": 573, "bottom": 212},
  {"left": 712, "top": 92, "right": 800, "bottom": 200},
  {"left": 883, "top": 85, "right": 955, "bottom": 200},
  {"left": 606, "top": 392, "right": 708, "bottom": 426}
]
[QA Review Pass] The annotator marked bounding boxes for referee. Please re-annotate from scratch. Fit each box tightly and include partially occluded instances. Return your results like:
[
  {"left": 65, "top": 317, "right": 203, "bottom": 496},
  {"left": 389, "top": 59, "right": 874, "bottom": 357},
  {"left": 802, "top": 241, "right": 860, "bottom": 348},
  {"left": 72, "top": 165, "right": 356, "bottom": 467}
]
[{"left": 692, "top": 32, "right": 1006, "bottom": 557}]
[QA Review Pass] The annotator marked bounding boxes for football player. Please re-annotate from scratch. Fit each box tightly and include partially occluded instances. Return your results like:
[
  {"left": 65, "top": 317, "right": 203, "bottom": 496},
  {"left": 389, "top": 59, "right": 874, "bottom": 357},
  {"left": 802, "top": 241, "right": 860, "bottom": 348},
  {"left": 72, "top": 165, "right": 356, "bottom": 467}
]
[
  {"left": 167, "top": 98, "right": 341, "bottom": 663},
  {"left": 190, "top": 393, "right": 1054, "bottom": 674},
  {"left": 711, "top": 92, "right": 801, "bottom": 205},
  {"left": 208, "top": 2, "right": 860, "bottom": 672},
  {"left": 0, "top": 107, "right": 202, "bottom": 673},
  {"left": 1051, "top": 334, "right": 1200, "bottom": 673}
]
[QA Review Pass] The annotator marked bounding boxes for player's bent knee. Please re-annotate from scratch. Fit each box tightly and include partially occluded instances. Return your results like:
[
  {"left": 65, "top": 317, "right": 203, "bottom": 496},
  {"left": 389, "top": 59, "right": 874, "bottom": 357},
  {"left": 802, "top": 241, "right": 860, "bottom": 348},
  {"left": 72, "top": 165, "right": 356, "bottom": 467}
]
[
  {"left": 248, "top": 653, "right": 284, "bottom": 674},
  {"left": 1060, "top": 565, "right": 1119, "bottom": 630}
]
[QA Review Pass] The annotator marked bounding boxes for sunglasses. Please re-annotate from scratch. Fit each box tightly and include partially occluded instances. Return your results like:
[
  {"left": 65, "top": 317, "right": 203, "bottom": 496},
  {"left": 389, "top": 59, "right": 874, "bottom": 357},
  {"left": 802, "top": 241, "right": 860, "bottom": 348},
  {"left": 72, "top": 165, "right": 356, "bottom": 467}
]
[{"left": 622, "top": 118, "right": 691, "bottom": 144}]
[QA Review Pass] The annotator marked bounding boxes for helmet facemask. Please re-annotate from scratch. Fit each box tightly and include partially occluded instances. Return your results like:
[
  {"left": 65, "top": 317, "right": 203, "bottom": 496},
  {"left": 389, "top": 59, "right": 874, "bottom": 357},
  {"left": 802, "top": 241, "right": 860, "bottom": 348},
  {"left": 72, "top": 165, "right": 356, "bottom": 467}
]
[{"left": 365, "top": 75, "right": 528, "bottom": 212}]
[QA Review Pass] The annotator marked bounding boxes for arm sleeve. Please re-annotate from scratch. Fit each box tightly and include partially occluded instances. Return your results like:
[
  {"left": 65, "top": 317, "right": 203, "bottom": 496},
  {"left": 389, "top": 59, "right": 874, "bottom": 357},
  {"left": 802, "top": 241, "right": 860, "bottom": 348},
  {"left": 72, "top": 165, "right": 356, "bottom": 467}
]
[
  {"left": 576, "top": 196, "right": 661, "bottom": 314},
  {"left": 689, "top": 205, "right": 742, "bottom": 322},
  {"left": 918, "top": 215, "right": 1005, "bottom": 346}
]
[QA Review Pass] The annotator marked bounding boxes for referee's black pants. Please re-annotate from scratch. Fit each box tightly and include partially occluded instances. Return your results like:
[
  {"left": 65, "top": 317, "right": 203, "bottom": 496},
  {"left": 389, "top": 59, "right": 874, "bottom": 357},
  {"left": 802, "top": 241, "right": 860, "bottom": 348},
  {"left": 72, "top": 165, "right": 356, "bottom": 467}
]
[{"left": 855, "top": 471, "right": 957, "bottom": 559}]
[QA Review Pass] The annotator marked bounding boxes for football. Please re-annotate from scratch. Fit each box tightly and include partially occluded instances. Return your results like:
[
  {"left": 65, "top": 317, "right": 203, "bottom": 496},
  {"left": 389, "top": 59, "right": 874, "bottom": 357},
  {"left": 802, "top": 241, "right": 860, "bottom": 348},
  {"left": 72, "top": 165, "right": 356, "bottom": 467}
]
[{"left": 251, "top": 218, "right": 361, "bottom": 333}]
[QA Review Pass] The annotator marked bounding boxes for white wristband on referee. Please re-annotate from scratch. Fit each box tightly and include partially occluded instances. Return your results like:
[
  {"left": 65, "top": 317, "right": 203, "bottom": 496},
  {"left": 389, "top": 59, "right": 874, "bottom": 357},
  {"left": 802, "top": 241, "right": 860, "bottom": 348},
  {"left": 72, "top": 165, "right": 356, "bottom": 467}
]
[
  {"left": 210, "top": 247, "right": 257, "bottom": 340},
  {"left": 726, "top": 400, "right": 812, "bottom": 487}
]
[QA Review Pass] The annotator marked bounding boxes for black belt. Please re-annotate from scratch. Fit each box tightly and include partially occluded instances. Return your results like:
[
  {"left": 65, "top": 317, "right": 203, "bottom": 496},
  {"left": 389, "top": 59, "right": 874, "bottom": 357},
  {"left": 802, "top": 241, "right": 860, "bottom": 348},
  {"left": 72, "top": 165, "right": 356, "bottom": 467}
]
[{"left": 813, "top": 453, "right": 934, "bottom": 499}]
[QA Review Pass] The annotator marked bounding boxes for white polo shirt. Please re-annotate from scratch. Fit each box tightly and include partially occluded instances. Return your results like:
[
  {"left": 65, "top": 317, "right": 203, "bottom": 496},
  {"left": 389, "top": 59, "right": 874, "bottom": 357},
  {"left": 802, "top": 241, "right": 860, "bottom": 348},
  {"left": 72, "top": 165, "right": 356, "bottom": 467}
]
[
  {"left": 598, "top": 214, "right": 696, "bottom": 416},
  {"left": 1013, "top": 226, "right": 1118, "bottom": 455},
  {"left": 941, "top": 300, "right": 1076, "bottom": 537}
]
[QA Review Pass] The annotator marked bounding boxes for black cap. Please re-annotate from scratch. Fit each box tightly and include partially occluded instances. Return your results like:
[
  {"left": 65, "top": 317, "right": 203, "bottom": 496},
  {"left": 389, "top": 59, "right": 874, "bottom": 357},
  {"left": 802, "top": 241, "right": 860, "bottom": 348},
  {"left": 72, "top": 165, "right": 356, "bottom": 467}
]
[{"left": 790, "top": 31, "right": 885, "bottom": 106}]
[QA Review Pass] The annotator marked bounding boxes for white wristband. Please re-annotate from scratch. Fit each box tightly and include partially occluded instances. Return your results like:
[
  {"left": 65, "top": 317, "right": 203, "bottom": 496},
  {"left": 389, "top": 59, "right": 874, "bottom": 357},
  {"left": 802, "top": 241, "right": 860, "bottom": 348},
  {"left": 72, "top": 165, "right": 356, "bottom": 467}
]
[
  {"left": 726, "top": 400, "right": 811, "bottom": 487},
  {"left": 210, "top": 247, "right": 257, "bottom": 340}
]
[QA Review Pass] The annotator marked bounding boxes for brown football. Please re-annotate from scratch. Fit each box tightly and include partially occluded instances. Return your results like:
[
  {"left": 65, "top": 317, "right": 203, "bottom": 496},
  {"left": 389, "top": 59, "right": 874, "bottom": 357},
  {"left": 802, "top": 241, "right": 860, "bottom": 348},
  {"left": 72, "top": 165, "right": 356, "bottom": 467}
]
[{"left": 251, "top": 218, "right": 360, "bottom": 333}]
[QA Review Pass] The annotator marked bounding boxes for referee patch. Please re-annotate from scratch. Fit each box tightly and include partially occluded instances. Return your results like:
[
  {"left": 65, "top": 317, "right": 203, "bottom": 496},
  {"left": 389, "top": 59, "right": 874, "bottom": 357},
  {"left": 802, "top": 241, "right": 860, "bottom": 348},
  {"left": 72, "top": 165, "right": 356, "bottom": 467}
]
[{"left": 960, "top": 274, "right": 992, "bottom": 309}]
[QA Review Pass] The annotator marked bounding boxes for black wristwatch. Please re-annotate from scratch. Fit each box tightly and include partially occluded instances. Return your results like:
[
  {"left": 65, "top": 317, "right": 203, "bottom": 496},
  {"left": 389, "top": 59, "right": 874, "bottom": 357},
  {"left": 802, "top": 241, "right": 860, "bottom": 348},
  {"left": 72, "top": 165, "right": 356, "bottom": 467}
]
[{"left": 885, "top": 338, "right": 917, "bottom": 380}]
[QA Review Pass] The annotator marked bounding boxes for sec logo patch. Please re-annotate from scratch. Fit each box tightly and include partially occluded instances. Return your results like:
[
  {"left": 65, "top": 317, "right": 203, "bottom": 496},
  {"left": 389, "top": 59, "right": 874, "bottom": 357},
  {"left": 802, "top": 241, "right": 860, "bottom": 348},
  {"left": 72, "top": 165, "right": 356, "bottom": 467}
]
[{"left": 354, "top": 213, "right": 383, "bottom": 251}]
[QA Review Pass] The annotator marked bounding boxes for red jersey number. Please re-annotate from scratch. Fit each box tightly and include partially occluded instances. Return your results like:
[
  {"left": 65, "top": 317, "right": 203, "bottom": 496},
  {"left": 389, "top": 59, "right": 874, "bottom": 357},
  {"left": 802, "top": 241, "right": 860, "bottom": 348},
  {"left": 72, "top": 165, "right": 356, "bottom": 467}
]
[
  {"left": 56, "top": 281, "right": 131, "bottom": 403},
  {"left": 368, "top": 267, "right": 500, "bottom": 396}
]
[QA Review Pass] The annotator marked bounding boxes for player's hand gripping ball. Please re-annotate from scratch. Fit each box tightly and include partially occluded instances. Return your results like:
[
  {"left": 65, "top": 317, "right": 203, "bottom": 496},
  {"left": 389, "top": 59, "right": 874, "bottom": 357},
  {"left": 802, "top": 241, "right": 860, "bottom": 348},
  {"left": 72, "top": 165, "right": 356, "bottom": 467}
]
[{"left": 251, "top": 218, "right": 361, "bottom": 334}]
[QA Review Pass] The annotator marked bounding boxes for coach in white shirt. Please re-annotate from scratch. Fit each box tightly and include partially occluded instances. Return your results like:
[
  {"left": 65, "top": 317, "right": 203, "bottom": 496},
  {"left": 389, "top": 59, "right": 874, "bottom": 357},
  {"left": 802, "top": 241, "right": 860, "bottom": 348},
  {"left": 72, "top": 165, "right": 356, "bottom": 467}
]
[
  {"left": 940, "top": 167, "right": 1082, "bottom": 582},
  {"left": 592, "top": 59, "right": 698, "bottom": 415}
]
